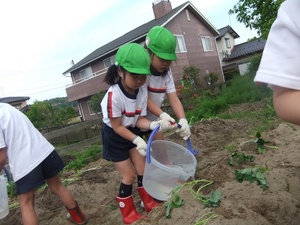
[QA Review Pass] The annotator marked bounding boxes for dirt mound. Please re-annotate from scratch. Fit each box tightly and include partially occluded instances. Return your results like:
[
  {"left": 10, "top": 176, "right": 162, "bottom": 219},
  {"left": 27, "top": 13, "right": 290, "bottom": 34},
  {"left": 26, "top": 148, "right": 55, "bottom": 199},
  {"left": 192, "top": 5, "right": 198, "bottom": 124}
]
[{"left": 2, "top": 102, "right": 300, "bottom": 225}]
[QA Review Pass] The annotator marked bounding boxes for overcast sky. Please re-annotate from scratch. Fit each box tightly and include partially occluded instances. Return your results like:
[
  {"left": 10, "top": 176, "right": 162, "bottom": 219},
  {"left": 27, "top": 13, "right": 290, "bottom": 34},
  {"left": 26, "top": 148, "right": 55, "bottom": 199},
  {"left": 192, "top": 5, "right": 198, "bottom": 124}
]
[{"left": 0, "top": 0, "right": 258, "bottom": 104}]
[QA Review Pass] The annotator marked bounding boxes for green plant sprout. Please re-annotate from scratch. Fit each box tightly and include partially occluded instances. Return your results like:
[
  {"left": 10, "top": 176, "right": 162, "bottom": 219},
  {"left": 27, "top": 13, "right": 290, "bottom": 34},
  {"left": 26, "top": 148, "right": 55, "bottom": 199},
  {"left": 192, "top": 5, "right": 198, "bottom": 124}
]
[
  {"left": 229, "top": 151, "right": 255, "bottom": 166},
  {"left": 235, "top": 166, "right": 271, "bottom": 190},
  {"left": 246, "top": 132, "right": 278, "bottom": 154},
  {"left": 165, "top": 193, "right": 185, "bottom": 218},
  {"left": 194, "top": 212, "right": 219, "bottom": 225},
  {"left": 165, "top": 180, "right": 222, "bottom": 218},
  {"left": 189, "top": 180, "right": 222, "bottom": 208}
]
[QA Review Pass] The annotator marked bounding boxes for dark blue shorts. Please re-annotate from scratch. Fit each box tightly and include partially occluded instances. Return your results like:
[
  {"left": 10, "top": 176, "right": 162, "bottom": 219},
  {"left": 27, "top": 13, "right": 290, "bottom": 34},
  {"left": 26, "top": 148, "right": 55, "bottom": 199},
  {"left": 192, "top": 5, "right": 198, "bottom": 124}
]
[
  {"left": 102, "top": 124, "right": 141, "bottom": 162},
  {"left": 140, "top": 129, "right": 152, "bottom": 137},
  {"left": 15, "top": 150, "right": 65, "bottom": 195}
]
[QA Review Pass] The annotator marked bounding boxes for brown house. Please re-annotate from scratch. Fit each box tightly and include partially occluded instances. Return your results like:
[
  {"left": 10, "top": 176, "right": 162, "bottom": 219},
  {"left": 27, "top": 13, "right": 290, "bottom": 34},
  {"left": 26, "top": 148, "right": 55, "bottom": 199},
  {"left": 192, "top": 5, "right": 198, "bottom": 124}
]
[{"left": 63, "top": 0, "right": 224, "bottom": 121}]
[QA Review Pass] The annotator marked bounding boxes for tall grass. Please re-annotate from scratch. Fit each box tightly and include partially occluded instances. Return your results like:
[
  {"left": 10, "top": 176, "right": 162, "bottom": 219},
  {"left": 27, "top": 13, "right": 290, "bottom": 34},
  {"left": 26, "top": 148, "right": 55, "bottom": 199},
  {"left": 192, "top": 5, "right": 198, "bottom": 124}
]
[
  {"left": 185, "top": 74, "right": 273, "bottom": 123},
  {"left": 221, "top": 75, "right": 272, "bottom": 104}
]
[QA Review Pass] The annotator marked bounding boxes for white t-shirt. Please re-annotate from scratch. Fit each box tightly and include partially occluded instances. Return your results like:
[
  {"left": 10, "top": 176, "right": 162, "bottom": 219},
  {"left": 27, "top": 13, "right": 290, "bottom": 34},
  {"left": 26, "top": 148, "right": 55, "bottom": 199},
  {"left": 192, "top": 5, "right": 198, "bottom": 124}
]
[
  {"left": 254, "top": 0, "right": 300, "bottom": 89},
  {"left": 101, "top": 82, "right": 148, "bottom": 128},
  {"left": 145, "top": 70, "right": 176, "bottom": 121},
  {"left": 0, "top": 103, "right": 54, "bottom": 182}
]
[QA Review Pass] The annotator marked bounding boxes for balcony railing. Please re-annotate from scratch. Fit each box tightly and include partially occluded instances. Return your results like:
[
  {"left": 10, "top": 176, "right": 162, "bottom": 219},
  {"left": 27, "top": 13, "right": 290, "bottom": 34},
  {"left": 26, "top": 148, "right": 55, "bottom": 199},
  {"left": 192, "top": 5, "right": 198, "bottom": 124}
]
[{"left": 66, "top": 68, "right": 107, "bottom": 88}]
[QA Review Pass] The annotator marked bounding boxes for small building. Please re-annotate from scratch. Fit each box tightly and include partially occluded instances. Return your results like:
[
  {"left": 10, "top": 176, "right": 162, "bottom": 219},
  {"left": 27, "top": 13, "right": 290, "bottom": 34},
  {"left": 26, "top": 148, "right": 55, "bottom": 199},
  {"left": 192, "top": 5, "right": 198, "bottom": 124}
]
[
  {"left": 0, "top": 96, "right": 30, "bottom": 111},
  {"left": 216, "top": 25, "right": 266, "bottom": 77}
]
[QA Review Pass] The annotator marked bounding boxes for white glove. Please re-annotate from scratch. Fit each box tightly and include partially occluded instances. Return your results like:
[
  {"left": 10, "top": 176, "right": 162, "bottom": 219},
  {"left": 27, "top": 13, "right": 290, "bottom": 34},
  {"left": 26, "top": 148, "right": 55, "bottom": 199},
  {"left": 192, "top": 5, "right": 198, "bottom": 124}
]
[
  {"left": 149, "top": 120, "right": 177, "bottom": 132},
  {"left": 176, "top": 118, "right": 191, "bottom": 140},
  {"left": 132, "top": 136, "right": 147, "bottom": 157},
  {"left": 159, "top": 112, "right": 175, "bottom": 123}
]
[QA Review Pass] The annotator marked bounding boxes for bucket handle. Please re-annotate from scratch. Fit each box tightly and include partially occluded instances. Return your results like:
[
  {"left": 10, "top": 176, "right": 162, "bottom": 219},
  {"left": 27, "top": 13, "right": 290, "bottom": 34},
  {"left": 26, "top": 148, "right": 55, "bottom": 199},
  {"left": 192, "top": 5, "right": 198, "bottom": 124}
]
[
  {"left": 2, "top": 166, "right": 10, "bottom": 182},
  {"left": 186, "top": 138, "right": 199, "bottom": 155},
  {"left": 146, "top": 123, "right": 198, "bottom": 164},
  {"left": 146, "top": 124, "right": 160, "bottom": 164}
]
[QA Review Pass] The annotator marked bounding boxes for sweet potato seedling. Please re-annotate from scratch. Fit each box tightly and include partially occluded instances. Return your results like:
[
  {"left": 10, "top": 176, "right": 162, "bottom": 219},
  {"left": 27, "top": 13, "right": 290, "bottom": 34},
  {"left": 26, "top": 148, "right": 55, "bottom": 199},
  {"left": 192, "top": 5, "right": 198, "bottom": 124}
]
[
  {"left": 235, "top": 166, "right": 270, "bottom": 190},
  {"left": 165, "top": 180, "right": 221, "bottom": 218},
  {"left": 228, "top": 151, "right": 255, "bottom": 166}
]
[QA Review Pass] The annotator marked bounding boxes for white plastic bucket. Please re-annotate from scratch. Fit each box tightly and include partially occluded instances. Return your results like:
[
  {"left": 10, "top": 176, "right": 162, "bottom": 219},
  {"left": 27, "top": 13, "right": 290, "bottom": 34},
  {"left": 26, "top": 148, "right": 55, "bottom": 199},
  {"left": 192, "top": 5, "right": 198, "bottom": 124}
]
[
  {"left": 143, "top": 139, "right": 197, "bottom": 201},
  {"left": 0, "top": 175, "right": 9, "bottom": 219}
]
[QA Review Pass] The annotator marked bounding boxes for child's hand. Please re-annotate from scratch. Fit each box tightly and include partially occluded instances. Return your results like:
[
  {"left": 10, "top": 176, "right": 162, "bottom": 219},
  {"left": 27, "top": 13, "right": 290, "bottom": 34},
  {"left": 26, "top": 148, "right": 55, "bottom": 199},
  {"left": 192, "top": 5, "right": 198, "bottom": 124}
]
[
  {"left": 176, "top": 118, "right": 191, "bottom": 140},
  {"left": 159, "top": 112, "right": 175, "bottom": 123},
  {"left": 132, "top": 136, "right": 147, "bottom": 157},
  {"left": 149, "top": 120, "right": 177, "bottom": 132}
]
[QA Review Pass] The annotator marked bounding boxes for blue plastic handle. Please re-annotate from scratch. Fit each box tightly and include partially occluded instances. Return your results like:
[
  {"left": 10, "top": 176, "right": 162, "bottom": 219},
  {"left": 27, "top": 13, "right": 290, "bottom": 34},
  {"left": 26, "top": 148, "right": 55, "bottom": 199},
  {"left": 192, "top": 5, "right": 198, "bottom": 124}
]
[
  {"left": 146, "top": 123, "right": 198, "bottom": 163},
  {"left": 177, "top": 124, "right": 198, "bottom": 155},
  {"left": 146, "top": 124, "right": 160, "bottom": 164},
  {"left": 186, "top": 138, "right": 198, "bottom": 155}
]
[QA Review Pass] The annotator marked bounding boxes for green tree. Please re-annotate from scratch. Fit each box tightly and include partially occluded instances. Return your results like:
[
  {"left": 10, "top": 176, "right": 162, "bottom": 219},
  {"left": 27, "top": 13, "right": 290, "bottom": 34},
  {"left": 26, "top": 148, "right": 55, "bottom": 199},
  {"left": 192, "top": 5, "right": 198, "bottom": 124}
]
[
  {"left": 246, "top": 54, "right": 263, "bottom": 77},
  {"left": 89, "top": 91, "right": 107, "bottom": 115},
  {"left": 45, "top": 97, "right": 77, "bottom": 109},
  {"left": 25, "top": 101, "right": 77, "bottom": 129},
  {"left": 229, "top": 0, "right": 285, "bottom": 39}
]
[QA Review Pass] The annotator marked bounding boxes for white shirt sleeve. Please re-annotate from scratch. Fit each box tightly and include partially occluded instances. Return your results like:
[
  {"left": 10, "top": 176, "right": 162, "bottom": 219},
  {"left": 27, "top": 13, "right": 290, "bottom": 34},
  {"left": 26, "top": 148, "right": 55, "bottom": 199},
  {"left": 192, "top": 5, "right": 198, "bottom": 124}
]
[{"left": 254, "top": 0, "right": 300, "bottom": 90}]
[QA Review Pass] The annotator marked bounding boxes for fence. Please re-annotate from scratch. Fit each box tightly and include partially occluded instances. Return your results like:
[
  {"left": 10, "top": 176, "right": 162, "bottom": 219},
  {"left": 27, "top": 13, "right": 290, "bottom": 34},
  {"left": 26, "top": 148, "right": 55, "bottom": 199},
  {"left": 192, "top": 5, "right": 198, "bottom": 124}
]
[{"left": 42, "top": 118, "right": 102, "bottom": 156}]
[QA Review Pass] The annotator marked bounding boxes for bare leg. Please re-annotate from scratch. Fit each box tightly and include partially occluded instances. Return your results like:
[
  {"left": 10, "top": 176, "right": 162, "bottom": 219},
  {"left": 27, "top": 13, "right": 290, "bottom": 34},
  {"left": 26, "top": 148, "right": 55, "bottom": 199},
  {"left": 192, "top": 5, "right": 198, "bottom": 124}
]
[
  {"left": 129, "top": 148, "right": 146, "bottom": 176},
  {"left": 114, "top": 158, "right": 136, "bottom": 184},
  {"left": 18, "top": 190, "right": 38, "bottom": 225},
  {"left": 46, "top": 175, "right": 76, "bottom": 208}
]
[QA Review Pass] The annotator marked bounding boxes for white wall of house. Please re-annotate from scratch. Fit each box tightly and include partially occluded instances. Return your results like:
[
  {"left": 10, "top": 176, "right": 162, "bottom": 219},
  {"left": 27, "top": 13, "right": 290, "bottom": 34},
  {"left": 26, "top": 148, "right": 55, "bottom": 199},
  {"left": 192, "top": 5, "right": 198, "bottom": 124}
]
[
  {"left": 238, "top": 62, "right": 250, "bottom": 75},
  {"left": 216, "top": 33, "right": 236, "bottom": 66}
]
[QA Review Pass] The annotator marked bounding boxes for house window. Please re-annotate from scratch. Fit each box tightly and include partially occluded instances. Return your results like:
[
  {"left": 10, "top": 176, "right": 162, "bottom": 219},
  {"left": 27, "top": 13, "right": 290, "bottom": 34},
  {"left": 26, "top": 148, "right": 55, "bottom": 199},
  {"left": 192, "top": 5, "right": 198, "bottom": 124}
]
[
  {"left": 79, "top": 66, "right": 93, "bottom": 80},
  {"left": 225, "top": 38, "right": 231, "bottom": 48},
  {"left": 87, "top": 101, "right": 97, "bottom": 115},
  {"left": 201, "top": 36, "right": 213, "bottom": 52},
  {"left": 175, "top": 35, "right": 187, "bottom": 53},
  {"left": 103, "top": 55, "right": 116, "bottom": 68}
]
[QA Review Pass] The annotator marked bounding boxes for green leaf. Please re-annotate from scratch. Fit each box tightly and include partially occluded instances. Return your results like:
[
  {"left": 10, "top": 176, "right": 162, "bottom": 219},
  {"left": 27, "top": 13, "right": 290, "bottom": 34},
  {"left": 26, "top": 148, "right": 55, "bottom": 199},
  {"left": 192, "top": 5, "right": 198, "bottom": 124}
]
[
  {"left": 171, "top": 194, "right": 185, "bottom": 208},
  {"left": 204, "top": 190, "right": 222, "bottom": 208},
  {"left": 165, "top": 194, "right": 185, "bottom": 218},
  {"left": 235, "top": 167, "right": 269, "bottom": 190},
  {"left": 165, "top": 202, "right": 173, "bottom": 218},
  {"left": 228, "top": 156, "right": 234, "bottom": 166},
  {"left": 229, "top": 151, "right": 255, "bottom": 166},
  {"left": 209, "top": 190, "right": 222, "bottom": 203},
  {"left": 257, "top": 147, "right": 266, "bottom": 154}
]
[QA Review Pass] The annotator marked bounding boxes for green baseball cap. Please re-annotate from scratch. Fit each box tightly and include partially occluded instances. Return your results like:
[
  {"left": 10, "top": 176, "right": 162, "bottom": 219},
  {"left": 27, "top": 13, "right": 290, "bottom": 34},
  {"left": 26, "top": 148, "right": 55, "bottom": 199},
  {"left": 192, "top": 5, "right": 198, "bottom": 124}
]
[
  {"left": 146, "top": 26, "right": 177, "bottom": 61},
  {"left": 116, "top": 43, "right": 151, "bottom": 75}
]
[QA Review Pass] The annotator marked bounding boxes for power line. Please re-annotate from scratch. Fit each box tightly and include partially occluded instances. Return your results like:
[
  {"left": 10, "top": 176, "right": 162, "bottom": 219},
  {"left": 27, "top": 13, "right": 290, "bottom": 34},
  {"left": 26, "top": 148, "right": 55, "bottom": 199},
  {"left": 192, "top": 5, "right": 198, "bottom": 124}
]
[
  {"left": 4, "top": 84, "right": 70, "bottom": 96},
  {"left": 26, "top": 85, "right": 67, "bottom": 95}
]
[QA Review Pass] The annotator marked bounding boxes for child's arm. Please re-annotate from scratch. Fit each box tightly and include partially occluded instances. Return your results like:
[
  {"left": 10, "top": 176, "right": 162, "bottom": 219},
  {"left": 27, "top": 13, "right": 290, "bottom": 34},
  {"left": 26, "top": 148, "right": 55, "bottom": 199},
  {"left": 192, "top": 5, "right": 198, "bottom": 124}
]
[
  {"left": 273, "top": 85, "right": 300, "bottom": 126},
  {"left": 110, "top": 117, "right": 137, "bottom": 141},
  {"left": 0, "top": 147, "right": 7, "bottom": 172},
  {"left": 167, "top": 92, "right": 191, "bottom": 140},
  {"left": 147, "top": 97, "right": 164, "bottom": 117},
  {"left": 110, "top": 117, "right": 147, "bottom": 156},
  {"left": 166, "top": 92, "right": 186, "bottom": 119},
  {"left": 147, "top": 97, "right": 175, "bottom": 123}
]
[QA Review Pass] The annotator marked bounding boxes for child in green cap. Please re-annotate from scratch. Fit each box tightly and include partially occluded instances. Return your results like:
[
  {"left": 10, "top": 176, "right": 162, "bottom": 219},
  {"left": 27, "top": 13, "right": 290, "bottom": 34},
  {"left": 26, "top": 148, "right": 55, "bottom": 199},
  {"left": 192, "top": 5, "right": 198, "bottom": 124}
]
[
  {"left": 143, "top": 26, "right": 191, "bottom": 141},
  {"left": 100, "top": 43, "right": 174, "bottom": 224}
]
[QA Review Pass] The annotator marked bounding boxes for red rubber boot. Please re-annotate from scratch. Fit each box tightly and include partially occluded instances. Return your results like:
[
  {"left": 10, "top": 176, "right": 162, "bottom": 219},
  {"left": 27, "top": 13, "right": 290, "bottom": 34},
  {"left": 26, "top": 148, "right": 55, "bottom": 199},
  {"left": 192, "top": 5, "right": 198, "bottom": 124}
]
[
  {"left": 66, "top": 201, "right": 87, "bottom": 224},
  {"left": 137, "top": 186, "right": 160, "bottom": 212},
  {"left": 117, "top": 195, "right": 146, "bottom": 224}
]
